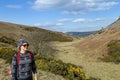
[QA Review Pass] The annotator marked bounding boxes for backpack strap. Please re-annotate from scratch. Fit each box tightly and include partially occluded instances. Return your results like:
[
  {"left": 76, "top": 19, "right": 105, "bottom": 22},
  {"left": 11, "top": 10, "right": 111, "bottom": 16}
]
[
  {"left": 27, "top": 51, "right": 32, "bottom": 59},
  {"left": 16, "top": 51, "right": 33, "bottom": 66},
  {"left": 16, "top": 52, "right": 20, "bottom": 66}
]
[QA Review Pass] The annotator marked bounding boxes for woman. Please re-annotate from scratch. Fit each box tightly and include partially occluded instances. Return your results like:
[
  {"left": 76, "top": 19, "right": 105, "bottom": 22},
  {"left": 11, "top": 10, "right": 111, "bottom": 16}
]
[{"left": 11, "top": 39, "right": 38, "bottom": 80}]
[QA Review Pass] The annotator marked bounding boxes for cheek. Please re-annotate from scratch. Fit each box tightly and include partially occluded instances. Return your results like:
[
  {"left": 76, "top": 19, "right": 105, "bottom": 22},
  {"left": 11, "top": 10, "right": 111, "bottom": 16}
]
[
  {"left": 24, "top": 46, "right": 28, "bottom": 50},
  {"left": 20, "top": 46, "right": 23, "bottom": 50}
]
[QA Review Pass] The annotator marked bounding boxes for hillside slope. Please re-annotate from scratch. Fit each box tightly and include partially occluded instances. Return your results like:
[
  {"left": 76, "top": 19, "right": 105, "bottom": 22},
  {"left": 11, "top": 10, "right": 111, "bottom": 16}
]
[
  {"left": 76, "top": 18, "right": 120, "bottom": 59},
  {"left": 0, "top": 21, "right": 73, "bottom": 42}
]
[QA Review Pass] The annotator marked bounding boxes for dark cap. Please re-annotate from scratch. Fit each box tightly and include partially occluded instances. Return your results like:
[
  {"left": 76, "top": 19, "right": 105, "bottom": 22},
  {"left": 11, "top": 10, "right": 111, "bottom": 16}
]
[{"left": 18, "top": 39, "right": 28, "bottom": 48}]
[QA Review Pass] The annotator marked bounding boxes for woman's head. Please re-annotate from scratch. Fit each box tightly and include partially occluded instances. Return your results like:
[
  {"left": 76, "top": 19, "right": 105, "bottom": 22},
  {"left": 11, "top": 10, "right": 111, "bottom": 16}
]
[{"left": 18, "top": 39, "right": 29, "bottom": 51}]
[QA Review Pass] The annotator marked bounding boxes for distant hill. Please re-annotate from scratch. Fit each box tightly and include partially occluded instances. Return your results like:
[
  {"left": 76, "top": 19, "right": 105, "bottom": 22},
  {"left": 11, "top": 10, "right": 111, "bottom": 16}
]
[{"left": 66, "top": 31, "right": 97, "bottom": 37}]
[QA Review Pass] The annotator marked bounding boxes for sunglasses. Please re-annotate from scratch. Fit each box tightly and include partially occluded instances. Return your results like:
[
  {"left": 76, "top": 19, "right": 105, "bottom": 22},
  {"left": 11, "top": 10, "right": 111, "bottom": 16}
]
[{"left": 22, "top": 44, "right": 29, "bottom": 47}]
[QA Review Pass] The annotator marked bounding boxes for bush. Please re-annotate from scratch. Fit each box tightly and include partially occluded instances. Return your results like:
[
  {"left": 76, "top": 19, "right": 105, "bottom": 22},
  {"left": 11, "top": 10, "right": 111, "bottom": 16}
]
[
  {"left": 0, "top": 36, "right": 17, "bottom": 46},
  {"left": 107, "top": 40, "right": 120, "bottom": 56},
  {"left": 101, "top": 40, "right": 120, "bottom": 64},
  {"left": 36, "top": 56, "right": 86, "bottom": 80},
  {"left": 0, "top": 47, "right": 16, "bottom": 63}
]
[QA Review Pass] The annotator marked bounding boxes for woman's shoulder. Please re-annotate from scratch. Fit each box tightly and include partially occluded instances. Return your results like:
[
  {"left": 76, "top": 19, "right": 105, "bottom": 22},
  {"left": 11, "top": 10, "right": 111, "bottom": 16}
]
[{"left": 26, "top": 50, "right": 33, "bottom": 55}]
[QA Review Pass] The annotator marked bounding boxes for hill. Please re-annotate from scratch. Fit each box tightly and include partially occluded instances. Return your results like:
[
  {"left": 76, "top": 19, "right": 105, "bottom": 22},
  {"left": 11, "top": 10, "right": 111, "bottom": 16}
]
[
  {"left": 0, "top": 21, "right": 73, "bottom": 42},
  {"left": 75, "top": 18, "right": 120, "bottom": 59},
  {"left": 66, "top": 31, "right": 97, "bottom": 37}
]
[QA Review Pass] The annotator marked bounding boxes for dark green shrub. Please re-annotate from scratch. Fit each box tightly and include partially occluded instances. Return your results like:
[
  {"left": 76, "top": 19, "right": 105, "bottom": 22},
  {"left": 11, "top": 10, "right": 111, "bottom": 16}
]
[
  {"left": 0, "top": 36, "right": 17, "bottom": 46},
  {"left": 102, "top": 40, "right": 120, "bottom": 64},
  {"left": 107, "top": 40, "right": 120, "bottom": 56},
  {"left": 0, "top": 47, "right": 16, "bottom": 63}
]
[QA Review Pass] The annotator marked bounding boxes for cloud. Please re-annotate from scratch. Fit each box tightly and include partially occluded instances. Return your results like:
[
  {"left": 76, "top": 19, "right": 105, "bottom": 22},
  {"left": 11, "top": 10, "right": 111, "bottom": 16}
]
[
  {"left": 72, "top": 18, "right": 87, "bottom": 23},
  {"left": 34, "top": 22, "right": 64, "bottom": 32},
  {"left": 58, "top": 18, "right": 73, "bottom": 22},
  {"left": 32, "top": 0, "right": 66, "bottom": 10},
  {"left": 6, "top": 5, "right": 22, "bottom": 9},
  {"left": 34, "top": 22, "right": 63, "bottom": 27},
  {"left": 32, "top": 0, "right": 119, "bottom": 14},
  {"left": 58, "top": 18, "right": 106, "bottom": 23},
  {"left": 94, "top": 18, "right": 106, "bottom": 21},
  {"left": 73, "top": 18, "right": 106, "bottom": 23}
]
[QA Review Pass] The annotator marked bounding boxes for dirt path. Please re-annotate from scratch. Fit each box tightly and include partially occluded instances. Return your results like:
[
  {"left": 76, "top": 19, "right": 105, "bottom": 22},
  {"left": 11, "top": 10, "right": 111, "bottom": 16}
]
[{"left": 52, "top": 39, "right": 120, "bottom": 80}]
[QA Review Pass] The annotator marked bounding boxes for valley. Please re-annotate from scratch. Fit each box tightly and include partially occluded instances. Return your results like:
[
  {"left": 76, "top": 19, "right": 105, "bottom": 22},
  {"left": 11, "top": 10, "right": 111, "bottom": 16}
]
[{"left": 52, "top": 39, "right": 120, "bottom": 80}]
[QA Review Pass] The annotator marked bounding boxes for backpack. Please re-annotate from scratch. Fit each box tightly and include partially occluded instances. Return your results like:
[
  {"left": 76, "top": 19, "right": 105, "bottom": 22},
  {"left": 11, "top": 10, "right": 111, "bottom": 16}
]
[
  {"left": 16, "top": 51, "right": 33, "bottom": 65},
  {"left": 8, "top": 51, "right": 33, "bottom": 75}
]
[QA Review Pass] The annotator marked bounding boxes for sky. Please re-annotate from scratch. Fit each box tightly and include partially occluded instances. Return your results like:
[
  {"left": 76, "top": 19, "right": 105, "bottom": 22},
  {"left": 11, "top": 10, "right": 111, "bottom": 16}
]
[{"left": 0, "top": 0, "right": 120, "bottom": 32}]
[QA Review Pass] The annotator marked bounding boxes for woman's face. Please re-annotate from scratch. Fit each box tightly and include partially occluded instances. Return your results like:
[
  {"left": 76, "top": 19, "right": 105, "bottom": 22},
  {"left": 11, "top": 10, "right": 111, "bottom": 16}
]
[{"left": 20, "top": 43, "right": 29, "bottom": 51}]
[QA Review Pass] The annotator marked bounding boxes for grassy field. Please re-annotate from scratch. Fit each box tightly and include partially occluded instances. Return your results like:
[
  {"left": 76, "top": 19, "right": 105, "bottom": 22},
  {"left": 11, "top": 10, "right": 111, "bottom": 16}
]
[{"left": 52, "top": 39, "right": 120, "bottom": 80}]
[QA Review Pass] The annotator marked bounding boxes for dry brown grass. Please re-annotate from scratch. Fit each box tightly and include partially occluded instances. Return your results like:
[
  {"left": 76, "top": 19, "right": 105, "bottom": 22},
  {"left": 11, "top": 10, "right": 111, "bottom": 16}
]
[
  {"left": 0, "top": 21, "right": 73, "bottom": 42},
  {"left": 0, "top": 59, "right": 11, "bottom": 80}
]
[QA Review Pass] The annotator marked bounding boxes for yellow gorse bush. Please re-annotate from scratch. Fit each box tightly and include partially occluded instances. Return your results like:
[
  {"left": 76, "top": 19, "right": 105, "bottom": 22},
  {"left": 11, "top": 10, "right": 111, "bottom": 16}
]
[
  {"left": 68, "top": 65, "right": 86, "bottom": 80},
  {"left": 0, "top": 47, "right": 12, "bottom": 50},
  {"left": 35, "top": 56, "right": 86, "bottom": 80}
]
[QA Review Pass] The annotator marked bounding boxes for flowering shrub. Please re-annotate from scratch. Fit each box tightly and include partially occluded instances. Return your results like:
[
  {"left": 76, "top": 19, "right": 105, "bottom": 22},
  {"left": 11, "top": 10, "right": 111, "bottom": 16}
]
[
  {"left": 68, "top": 65, "right": 86, "bottom": 80},
  {"left": 36, "top": 57, "right": 86, "bottom": 80}
]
